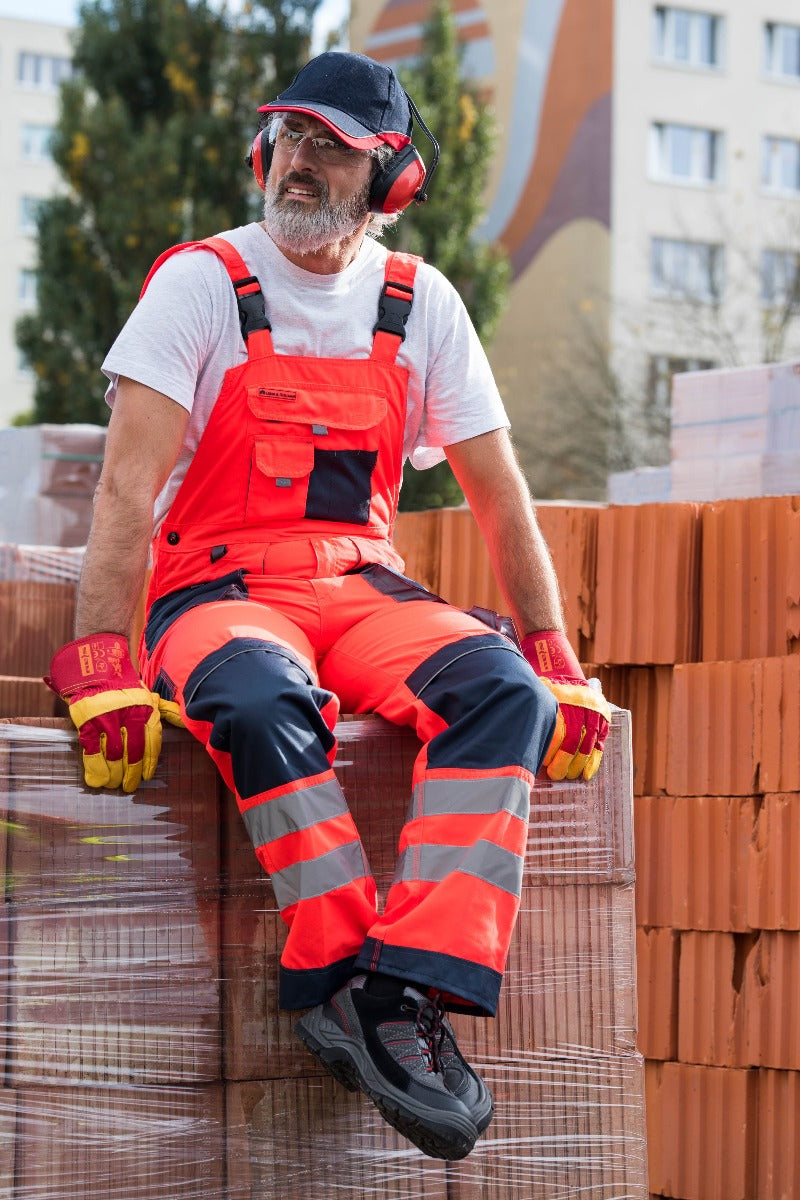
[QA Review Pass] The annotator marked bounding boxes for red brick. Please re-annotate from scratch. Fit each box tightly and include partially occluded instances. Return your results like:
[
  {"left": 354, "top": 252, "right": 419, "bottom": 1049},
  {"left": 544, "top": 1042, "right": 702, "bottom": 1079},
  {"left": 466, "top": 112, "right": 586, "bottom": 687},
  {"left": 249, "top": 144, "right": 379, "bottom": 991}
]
[
  {"left": 748, "top": 793, "right": 800, "bottom": 929},
  {"left": 677, "top": 931, "right": 747, "bottom": 1066},
  {"left": 757, "top": 1069, "right": 800, "bottom": 1199},
  {"left": 636, "top": 927, "right": 679, "bottom": 1060},
  {"left": 701, "top": 496, "right": 800, "bottom": 661},
  {"left": 667, "top": 661, "right": 761, "bottom": 795},
  {"left": 645, "top": 1060, "right": 757, "bottom": 1200},
  {"left": 594, "top": 503, "right": 701, "bottom": 665},
  {"left": 589, "top": 665, "right": 672, "bottom": 795},
  {"left": 634, "top": 796, "right": 754, "bottom": 930}
]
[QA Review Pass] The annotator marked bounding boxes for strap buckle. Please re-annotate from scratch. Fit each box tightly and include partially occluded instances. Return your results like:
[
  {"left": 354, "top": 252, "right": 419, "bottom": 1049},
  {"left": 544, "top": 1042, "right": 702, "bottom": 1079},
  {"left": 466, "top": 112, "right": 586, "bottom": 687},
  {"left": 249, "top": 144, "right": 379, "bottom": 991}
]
[
  {"left": 373, "top": 280, "right": 414, "bottom": 342},
  {"left": 232, "top": 274, "right": 272, "bottom": 341}
]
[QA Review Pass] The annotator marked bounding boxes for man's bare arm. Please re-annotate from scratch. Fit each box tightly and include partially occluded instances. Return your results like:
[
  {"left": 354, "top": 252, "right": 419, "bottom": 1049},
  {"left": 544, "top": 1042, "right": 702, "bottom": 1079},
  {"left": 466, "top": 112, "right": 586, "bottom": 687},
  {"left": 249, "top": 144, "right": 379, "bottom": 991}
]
[
  {"left": 76, "top": 378, "right": 189, "bottom": 638},
  {"left": 445, "top": 428, "right": 565, "bottom": 637}
]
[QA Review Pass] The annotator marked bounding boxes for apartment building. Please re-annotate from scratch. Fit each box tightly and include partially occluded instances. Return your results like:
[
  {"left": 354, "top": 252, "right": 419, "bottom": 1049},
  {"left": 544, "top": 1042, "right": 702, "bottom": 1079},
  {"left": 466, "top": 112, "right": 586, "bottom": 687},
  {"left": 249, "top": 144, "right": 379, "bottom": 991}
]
[
  {"left": 0, "top": 16, "right": 73, "bottom": 428},
  {"left": 352, "top": 1, "right": 800, "bottom": 495}
]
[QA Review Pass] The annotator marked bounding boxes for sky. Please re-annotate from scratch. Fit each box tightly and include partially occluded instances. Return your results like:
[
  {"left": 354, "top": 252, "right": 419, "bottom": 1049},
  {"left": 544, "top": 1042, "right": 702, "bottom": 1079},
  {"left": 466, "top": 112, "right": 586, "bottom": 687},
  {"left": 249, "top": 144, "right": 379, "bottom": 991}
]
[{"left": 0, "top": 0, "right": 350, "bottom": 50}]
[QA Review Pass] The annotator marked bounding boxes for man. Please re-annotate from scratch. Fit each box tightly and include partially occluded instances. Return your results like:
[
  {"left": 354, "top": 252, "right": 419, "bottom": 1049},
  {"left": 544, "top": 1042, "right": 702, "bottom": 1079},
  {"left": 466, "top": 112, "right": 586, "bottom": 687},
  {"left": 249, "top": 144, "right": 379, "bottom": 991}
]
[{"left": 48, "top": 52, "right": 610, "bottom": 1161}]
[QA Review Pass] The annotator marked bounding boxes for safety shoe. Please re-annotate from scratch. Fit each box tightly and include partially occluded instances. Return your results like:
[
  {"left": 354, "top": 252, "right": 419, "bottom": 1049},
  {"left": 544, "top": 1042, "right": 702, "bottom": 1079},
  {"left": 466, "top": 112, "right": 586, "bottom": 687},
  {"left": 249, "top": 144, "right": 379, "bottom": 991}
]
[
  {"left": 428, "top": 995, "right": 494, "bottom": 1134},
  {"left": 294, "top": 975, "right": 478, "bottom": 1160}
]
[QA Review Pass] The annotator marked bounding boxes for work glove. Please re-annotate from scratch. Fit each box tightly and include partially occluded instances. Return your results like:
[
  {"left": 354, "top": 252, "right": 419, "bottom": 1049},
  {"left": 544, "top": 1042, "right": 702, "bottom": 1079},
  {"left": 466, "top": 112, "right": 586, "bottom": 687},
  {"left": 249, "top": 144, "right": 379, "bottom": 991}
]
[
  {"left": 521, "top": 629, "right": 611, "bottom": 782},
  {"left": 46, "top": 633, "right": 162, "bottom": 793}
]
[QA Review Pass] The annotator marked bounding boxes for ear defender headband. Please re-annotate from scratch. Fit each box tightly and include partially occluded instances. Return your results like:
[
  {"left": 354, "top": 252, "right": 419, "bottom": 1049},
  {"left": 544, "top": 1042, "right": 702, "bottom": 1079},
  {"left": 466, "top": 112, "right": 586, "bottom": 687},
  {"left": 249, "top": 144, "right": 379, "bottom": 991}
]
[{"left": 246, "top": 93, "right": 440, "bottom": 216}]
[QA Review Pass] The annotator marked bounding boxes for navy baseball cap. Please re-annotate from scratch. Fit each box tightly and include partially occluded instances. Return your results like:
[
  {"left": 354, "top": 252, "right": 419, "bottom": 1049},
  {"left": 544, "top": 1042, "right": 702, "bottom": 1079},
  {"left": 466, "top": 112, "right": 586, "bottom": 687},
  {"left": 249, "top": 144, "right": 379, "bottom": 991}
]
[{"left": 258, "top": 52, "right": 413, "bottom": 151}]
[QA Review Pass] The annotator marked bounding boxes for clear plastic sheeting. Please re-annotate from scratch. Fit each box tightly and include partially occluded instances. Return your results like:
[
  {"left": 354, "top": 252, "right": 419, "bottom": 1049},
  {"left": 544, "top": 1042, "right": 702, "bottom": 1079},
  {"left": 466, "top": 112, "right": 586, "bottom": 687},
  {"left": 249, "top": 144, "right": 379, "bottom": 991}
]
[{"left": 0, "top": 712, "right": 648, "bottom": 1199}]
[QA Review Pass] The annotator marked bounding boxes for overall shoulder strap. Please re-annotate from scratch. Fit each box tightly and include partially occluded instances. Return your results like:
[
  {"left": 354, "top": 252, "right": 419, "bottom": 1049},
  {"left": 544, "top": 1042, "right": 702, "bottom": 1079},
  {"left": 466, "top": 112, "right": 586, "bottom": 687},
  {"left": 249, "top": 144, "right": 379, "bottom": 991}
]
[
  {"left": 139, "top": 235, "right": 273, "bottom": 353},
  {"left": 371, "top": 251, "right": 423, "bottom": 364}
]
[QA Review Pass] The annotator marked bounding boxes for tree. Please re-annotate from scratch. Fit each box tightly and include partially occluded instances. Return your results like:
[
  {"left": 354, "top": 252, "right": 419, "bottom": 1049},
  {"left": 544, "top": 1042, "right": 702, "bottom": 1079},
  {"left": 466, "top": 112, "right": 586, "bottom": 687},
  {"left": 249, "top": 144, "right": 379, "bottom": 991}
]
[
  {"left": 16, "top": 0, "right": 319, "bottom": 425},
  {"left": 387, "top": 0, "right": 511, "bottom": 511}
]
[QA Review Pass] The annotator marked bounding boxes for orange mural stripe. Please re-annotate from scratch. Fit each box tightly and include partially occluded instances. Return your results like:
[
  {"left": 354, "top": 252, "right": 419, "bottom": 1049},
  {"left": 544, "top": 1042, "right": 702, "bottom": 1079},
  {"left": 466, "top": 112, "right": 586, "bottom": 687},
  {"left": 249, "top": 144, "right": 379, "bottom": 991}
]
[
  {"left": 500, "top": 0, "right": 613, "bottom": 257},
  {"left": 371, "top": 0, "right": 483, "bottom": 37}
]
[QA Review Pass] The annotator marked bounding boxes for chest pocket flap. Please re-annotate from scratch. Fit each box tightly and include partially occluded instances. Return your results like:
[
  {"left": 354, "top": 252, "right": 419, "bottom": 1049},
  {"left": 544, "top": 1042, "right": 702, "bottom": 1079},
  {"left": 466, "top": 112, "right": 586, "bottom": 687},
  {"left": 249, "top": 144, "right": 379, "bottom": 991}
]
[
  {"left": 247, "top": 385, "right": 387, "bottom": 430},
  {"left": 254, "top": 437, "right": 314, "bottom": 480}
]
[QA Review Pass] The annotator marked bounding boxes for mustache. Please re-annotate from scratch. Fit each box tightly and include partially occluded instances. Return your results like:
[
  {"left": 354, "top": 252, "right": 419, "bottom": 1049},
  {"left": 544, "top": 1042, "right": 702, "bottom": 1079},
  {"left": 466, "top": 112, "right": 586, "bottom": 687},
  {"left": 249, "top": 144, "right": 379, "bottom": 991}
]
[{"left": 277, "top": 171, "right": 327, "bottom": 200}]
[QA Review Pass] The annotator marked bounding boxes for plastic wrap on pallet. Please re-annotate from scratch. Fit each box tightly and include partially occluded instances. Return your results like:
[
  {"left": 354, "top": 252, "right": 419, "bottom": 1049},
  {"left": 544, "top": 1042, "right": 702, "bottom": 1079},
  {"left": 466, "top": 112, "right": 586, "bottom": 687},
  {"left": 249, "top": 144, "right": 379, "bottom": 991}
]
[
  {"left": 0, "top": 712, "right": 648, "bottom": 1199},
  {"left": 0, "top": 544, "right": 85, "bottom": 583}
]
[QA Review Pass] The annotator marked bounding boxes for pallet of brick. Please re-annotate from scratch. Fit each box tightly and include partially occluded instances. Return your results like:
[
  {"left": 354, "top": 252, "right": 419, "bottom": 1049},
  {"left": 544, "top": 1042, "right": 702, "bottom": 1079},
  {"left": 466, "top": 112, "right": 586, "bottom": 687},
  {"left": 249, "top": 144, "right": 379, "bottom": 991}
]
[
  {"left": 225, "top": 1053, "right": 648, "bottom": 1200},
  {"left": 0, "top": 722, "right": 223, "bottom": 1089},
  {"left": 0, "top": 710, "right": 647, "bottom": 1198},
  {"left": 0, "top": 1082, "right": 226, "bottom": 1200}
]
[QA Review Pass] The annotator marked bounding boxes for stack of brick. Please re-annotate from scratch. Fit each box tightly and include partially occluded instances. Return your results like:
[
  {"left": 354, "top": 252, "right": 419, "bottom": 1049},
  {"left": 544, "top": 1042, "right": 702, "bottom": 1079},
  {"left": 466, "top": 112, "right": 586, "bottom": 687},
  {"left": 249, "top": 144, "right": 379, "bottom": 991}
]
[
  {"left": 0, "top": 708, "right": 648, "bottom": 1199},
  {"left": 608, "top": 358, "right": 800, "bottom": 504},
  {"left": 590, "top": 496, "right": 800, "bottom": 1200},
  {"left": 394, "top": 496, "right": 800, "bottom": 1197}
]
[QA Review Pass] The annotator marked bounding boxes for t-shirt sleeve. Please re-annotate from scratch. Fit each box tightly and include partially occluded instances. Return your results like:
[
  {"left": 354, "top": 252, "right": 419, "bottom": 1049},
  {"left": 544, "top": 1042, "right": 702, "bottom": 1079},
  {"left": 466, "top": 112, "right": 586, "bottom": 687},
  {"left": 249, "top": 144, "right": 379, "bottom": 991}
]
[
  {"left": 406, "top": 264, "right": 509, "bottom": 470},
  {"left": 101, "top": 249, "right": 229, "bottom": 412}
]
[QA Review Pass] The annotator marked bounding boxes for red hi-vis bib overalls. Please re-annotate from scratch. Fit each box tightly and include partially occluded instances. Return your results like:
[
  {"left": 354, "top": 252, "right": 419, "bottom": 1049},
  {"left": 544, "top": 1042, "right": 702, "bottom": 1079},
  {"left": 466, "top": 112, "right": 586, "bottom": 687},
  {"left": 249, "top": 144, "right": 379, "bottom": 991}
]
[{"left": 137, "top": 235, "right": 558, "bottom": 1015}]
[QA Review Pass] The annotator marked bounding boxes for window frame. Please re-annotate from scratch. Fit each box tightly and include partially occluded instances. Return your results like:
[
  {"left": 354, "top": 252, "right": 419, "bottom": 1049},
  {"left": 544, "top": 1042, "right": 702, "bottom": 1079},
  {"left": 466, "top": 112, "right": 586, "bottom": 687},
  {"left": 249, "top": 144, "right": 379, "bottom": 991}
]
[
  {"left": 650, "top": 235, "right": 725, "bottom": 303},
  {"left": 16, "top": 51, "right": 72, "bottom": 91},
  {"left": 652, "top": 6, "right": 723, "bottom": 70},
  {"left": 760, "top": 248, "right": 800, "bottom": 307},
  {"left": 649, "top": 121, "right": 724, "bottom": 186},
  {"left": 761, "top": 135, "right": 800, "bottom": 194},
  {"left": 763, "top": 21, "right": 800, "bottom": 82}
]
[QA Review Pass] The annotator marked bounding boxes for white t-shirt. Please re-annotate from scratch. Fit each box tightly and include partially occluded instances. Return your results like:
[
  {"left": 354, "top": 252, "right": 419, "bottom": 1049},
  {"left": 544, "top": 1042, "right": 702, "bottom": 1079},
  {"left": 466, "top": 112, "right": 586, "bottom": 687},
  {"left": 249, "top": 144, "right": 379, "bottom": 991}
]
[{"left": 102, "top": 223, "right": 509, "bottom": 527}]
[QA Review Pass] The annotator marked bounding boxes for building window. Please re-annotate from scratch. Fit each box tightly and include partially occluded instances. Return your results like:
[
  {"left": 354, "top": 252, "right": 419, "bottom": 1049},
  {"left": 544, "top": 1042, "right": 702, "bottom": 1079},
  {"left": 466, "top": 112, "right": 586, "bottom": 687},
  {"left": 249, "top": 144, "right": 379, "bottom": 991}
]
[
  {"left": 648, "top": 354, "right": 716, "bottom": 410},
  {"left": 764, "top": 22, "right": 800, "bottom": 80},
  {"left": 18, "top": 269, "right": 37, "bottom": 308},
  {"left": 21, "top": 123, "right": 54, "bottom": 163},
  {"left": 761, "top": 249, "right": 800, "bottom": 307},
  {"left": 651, "top": 237, "right": 724, "bottom": 302},
  {"left": 762, "top": 136, "right": 800, "bottom": 192},
  {"left": 650, "top": 122, "right": 723, "bottom": 184},
  {"left": 653, "top": 7, "right": 722, "bottom": 68},
  {"left": 17, "top": 51, "right": 72, "bottom": 90},
  {"left": 19, "top": 195, "right": 42, "bottom": 234}
]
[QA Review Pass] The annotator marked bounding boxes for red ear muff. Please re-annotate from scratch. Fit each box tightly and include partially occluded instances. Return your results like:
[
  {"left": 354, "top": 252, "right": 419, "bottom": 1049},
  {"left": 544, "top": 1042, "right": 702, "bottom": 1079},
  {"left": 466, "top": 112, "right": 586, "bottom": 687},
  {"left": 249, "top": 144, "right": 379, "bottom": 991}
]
[
  {"left": 369, "top": 144, "right": 426, "bottom": 214},
  {"left": 248, "top": 127, "right": 274, "bottom": 190}
]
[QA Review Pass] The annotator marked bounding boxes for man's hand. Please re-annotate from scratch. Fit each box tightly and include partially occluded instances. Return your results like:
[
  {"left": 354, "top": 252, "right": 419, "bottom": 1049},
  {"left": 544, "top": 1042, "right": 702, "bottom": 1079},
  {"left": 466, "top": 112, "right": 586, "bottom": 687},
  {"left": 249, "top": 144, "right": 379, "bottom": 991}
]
[
  {"left": 522, "top": 630, "right": 611, "bottom": 782},
  {"left": 46, "top": 634, "right": 162, "bottom": 793}
]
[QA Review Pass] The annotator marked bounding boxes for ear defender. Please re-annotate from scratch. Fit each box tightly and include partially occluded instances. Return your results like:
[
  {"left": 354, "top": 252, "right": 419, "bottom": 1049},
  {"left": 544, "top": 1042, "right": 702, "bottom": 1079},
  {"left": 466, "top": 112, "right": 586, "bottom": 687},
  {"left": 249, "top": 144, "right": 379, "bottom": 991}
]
[
  {"left": 369, "top": 143, "right": 426, "bottom": 214},
  {"left": 248, "top": 127, "right": 274, "bottom": 190}
]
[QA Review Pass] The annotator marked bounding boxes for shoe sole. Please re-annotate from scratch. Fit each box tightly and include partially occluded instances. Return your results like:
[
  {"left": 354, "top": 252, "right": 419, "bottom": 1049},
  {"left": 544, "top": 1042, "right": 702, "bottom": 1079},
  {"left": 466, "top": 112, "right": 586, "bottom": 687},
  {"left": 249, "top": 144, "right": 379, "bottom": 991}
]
[{"left": 295, "top": 1010, "right": 478, "bottom": 1161}]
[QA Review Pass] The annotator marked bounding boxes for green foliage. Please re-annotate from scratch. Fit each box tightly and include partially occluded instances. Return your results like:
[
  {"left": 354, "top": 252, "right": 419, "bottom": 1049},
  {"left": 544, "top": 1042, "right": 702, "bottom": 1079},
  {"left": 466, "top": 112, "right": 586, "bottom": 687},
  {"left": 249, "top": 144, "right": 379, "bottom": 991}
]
[
  {"left": 391, "top": 1, "right": 510, "bottom": 512},
  {"left": 17, "top": 0, "right": 319, "bottom": 425}
]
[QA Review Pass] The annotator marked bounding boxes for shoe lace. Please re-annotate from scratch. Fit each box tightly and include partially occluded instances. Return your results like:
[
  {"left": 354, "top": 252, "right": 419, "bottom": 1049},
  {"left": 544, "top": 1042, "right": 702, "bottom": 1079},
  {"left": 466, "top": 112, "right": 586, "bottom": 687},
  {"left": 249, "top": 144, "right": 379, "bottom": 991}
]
[{"left": 404, "top": 991, "right": 445, "bottom": 1074}]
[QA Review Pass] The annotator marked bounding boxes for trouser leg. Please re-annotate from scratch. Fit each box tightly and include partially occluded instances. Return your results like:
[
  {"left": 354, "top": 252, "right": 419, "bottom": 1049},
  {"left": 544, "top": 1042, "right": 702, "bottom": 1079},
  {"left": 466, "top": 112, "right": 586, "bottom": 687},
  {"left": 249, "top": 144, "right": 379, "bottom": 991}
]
[
  {"left": 140, "top": 597, "right": 378, "bottom": 1008},
  {"left": 321, "top": 575, "right": 559, "bottom": 1015}
]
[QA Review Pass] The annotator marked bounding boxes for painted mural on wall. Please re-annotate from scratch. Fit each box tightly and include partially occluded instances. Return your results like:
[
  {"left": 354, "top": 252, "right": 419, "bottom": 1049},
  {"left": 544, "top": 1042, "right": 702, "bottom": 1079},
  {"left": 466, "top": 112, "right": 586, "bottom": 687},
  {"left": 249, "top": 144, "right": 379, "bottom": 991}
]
[{"left": 360, "top": 0, "right": 612, "bottom": 279}]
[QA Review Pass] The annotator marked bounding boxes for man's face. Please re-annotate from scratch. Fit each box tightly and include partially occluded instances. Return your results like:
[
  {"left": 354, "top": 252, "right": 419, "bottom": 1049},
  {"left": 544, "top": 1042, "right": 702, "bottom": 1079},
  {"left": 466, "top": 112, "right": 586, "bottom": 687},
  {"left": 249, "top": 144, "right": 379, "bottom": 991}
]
[{"left": 263, "top": 114, "right": 375, "bottom": 254}]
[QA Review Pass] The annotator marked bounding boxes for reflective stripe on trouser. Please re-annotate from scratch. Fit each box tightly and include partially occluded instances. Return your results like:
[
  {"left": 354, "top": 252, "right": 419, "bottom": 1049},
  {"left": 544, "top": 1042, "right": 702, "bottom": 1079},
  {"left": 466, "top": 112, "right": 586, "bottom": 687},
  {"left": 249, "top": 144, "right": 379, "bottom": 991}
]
[{"left": 139, "top": 566, "right": 559, "bottom": 1014}]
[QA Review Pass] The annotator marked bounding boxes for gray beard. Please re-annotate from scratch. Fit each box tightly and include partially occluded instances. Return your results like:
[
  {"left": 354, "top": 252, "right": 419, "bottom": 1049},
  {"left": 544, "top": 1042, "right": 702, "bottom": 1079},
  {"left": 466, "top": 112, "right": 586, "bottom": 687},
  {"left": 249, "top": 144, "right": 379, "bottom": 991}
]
[{"left": 263, "top": 172, "right": 371, "bottom": 254}]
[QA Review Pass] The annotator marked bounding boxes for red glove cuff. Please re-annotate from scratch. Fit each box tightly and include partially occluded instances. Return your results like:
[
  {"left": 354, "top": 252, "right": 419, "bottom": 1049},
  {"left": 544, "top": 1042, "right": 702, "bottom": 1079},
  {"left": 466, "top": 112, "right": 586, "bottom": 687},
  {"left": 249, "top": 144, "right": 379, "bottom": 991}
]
[
  {"left": 520, "top": 630, "right": 585, "bottom": 684},
  {"left": 46, "top": 633, "right": 139, "bottom": 699}
]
